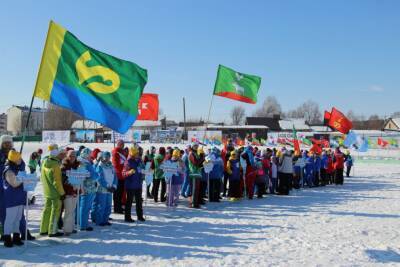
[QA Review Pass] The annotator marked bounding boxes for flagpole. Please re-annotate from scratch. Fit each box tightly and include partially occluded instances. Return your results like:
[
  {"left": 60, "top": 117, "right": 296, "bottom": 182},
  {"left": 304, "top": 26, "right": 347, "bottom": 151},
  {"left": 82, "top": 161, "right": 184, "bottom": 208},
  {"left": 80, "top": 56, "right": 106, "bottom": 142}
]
[
  {"left": 20, "top": 21, "right": 53, "bottom": 154},
  {"left": 204, "top": 95, "right": 215, "bottom": 139}
]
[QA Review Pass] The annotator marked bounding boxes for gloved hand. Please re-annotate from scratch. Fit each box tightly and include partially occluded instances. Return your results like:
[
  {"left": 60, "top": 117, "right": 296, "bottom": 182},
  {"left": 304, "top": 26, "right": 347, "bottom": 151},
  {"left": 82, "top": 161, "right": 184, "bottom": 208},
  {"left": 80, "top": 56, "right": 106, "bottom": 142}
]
[{"left": 128, "top": 169, "right": 135, "bottom": 175}]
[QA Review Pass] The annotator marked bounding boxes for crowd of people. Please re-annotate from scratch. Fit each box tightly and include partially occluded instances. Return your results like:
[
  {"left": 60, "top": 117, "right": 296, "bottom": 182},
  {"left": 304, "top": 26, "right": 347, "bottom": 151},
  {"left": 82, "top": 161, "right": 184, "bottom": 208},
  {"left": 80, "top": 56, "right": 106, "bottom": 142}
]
[{"left": 0, "top": 135, "right": 354, "bottom": 248}]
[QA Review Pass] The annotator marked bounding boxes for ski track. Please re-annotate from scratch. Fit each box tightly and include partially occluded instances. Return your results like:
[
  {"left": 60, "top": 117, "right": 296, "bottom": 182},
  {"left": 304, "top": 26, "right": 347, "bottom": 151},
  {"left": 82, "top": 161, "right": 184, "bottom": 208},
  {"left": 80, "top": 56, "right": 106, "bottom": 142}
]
[{"left": 0, "top": 143, "right": 399, "bottom": 266}]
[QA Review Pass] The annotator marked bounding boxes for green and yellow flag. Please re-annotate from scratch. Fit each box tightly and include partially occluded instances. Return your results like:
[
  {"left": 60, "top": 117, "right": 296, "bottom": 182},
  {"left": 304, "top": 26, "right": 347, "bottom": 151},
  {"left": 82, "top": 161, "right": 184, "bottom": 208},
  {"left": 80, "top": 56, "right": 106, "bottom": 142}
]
[
  {"left": 213, "top": 65, "right": 261, "bottom": 104},
  {"left": 34, "top": 21, "right": 147, "bottom": 133}
]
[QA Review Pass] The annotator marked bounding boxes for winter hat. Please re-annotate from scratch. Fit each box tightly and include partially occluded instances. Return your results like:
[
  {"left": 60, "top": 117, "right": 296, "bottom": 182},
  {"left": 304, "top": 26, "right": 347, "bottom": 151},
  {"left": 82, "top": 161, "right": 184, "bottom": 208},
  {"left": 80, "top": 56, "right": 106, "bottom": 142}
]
[
  {"left": 79, "top": 148, "right": 92, "bottom": 160},
  {"left": 8, "top": 150, "right": 21, "bottom": 164},
  {"left": 102, "top": 151, "right": 111, "bottom": 159},
  {"left": 48, "top": 144, "right": 61, "bottom": 157},
  {"left": 129, "top": 146, "right": 139, "bottom": 157},
  {"left": 172, "top": 149, "right": 181, "bottom": 158},
  {"left": 0, "top": 135, "right": 13, "bottom": 145}
]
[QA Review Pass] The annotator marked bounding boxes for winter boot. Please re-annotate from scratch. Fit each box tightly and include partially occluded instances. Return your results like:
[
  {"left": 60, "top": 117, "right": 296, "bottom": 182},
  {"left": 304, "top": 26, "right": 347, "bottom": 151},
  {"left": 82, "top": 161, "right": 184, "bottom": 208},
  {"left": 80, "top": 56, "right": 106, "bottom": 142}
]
[
  {"left": 12, "top": 233, "right": 24, "bottom": 246},
  {"left": 21, "top": 230, "right": 36, "bottom": 241},
  {"left": 3, "top": 235, "right": 13, "bottom": 248}
]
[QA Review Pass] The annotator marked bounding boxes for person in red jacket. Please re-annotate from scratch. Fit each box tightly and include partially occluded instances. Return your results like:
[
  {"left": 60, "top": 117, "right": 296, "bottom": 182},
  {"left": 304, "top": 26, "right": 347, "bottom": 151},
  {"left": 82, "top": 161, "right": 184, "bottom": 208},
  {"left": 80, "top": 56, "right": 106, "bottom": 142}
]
[
  {"left": 333, "top": 148, "right": 345, "bottom": 185},
  {"left": 112, "top": 140, "right": 127, "bottom": 214},
  {"left": 326, "top": 151, "right": 335, "bottom": 184}
]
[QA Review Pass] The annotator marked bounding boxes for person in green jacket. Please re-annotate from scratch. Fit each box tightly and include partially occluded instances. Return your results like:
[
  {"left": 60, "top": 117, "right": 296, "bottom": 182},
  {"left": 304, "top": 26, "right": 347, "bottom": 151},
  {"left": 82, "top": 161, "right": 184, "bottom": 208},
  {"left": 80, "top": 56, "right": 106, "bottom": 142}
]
[
  {"left": 28, "top": 152, "right": 40, "bottom": 174},
  {"left": 152, "top": 147, "right": 166, "bottom": 202},
  {"left": 39, "top": 144, "right": 66, "bottom": 237},
  {"left": 188, "top": 143, "right": 204, "bottom": 208}
]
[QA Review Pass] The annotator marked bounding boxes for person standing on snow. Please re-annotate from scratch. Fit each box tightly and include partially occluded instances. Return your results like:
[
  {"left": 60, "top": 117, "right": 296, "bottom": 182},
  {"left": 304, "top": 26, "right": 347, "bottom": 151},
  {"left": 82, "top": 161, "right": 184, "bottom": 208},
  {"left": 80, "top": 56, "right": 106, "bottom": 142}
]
[
  {"left": 0, "top": 135, "right": 13, "bottom": 241},
  {"left": 180, "top": 145, "right": 191, "bottom": 198},
  {"left": 207, "top": 147, "right": 224, "bottom": 202},
  {"left": 188, "top": 143, "right": 203, "bottom": 208},
  {"left": 78, "top": 148, "right": 98, "bottom": 231},
  {"left": 2, "top": 150, "right": 26, "bottom": 247},
  {"left": 112, "top": 140, "right": 127, "bottom": 214},
  {"left": 345, "top": 152, "right": 353, "bottom": 177},
  {"left": 334, "top": 148, "right": 345, "bottom": 185},
  {"left": 277, "top": 148, "right": 293, "bottom": 195},
  {"left": 122, "top": 147, "right": 145, "bottom": 222},
  {"left": 226, "top": 150, "right": 241, "bottom": 200},
  {"left": 39, "top": 144, "right": 66, "bottom": 237},
  {"left": 94, "top": 151, "right": 117, "bottom": 226},
  {"left": 152, "top": 147, "right": 167, "bottom": 203},
  {"left": 60, "top": 149, "right": 80, "bottom": 236}
]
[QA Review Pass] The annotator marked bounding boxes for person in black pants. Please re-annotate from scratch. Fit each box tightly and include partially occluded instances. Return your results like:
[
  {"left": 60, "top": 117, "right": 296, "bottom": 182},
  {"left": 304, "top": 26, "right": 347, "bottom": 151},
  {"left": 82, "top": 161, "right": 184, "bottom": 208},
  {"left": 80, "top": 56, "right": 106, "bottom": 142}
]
[{"left": 122, "top": 147, "right": 145, "bottom": 222}]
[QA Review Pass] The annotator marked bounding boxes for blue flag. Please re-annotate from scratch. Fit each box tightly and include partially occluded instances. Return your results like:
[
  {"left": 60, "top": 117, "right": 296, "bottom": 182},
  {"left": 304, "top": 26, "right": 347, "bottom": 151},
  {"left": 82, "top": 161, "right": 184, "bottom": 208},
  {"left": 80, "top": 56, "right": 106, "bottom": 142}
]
[
  {"left": 343, "top": 131, "right": 357, "bottom": 148},
  {"left": 357, "top": 138, "right": 369, "bottom": 152}
]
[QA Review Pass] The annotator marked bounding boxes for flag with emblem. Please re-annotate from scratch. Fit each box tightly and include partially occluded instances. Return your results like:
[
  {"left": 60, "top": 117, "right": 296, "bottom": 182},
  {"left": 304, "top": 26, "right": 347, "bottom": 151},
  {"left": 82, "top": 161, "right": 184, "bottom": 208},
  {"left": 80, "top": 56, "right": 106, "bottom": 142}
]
[
  {"left": 213, "top": 65, "right": 261, "bottom": 104},
  {"left": 33, "top": 21, "right": 147, "bottom": 133}
]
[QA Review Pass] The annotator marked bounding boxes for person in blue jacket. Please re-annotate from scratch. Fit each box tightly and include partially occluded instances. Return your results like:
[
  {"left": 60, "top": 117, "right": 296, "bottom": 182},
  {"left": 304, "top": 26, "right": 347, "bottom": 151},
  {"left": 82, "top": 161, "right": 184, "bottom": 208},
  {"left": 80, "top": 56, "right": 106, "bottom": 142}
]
[
  {"left": 2, "top": 150, "right": 26, "bottom": 247},
  {"left": 320, "top": 151, "right": 329, "bottom": 186},
  {"left": 345, "top": 152, "right": 353, "bottom": 177},
  {"left": 208, "top": 147, "right": 224, "bottom": 202},
  {"left": 304, "top": 152, "right": 314, "bottom": 188},
  {"left": 93, "top": 151, "right": 117, "bottom": 226},
  {"left": 180, "top": 145, "right": 191, "bottom": 198},
  {"left": 78, "top": 148, "right": 98, "bottom": 231},
  {"left": 313, "top": 153, "right": 322, "bottom": 187},
  {"left": 0, "top": 135, "right": 13, "bottom": 241},
  {"left": 122, "top": 147, "right": 145, "bottom": 223}
]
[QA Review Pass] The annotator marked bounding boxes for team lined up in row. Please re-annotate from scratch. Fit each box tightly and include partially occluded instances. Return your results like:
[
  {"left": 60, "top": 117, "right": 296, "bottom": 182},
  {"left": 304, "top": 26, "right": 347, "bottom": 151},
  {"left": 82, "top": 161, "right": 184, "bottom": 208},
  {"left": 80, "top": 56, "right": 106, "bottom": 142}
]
[{"left": 0, "top": 135, "right": 353, "bottom": 248}]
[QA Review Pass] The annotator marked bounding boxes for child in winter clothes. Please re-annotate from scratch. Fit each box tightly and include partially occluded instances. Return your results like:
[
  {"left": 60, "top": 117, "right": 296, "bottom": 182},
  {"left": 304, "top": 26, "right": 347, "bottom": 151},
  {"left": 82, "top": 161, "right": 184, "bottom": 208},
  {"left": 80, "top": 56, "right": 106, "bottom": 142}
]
[
  {"left": 166, "top": 149, "right": 185, "bottom": 207},
  {"left": 122, "top": 147, "right": 145, "bottom": 222},
  {"left": 208, "top": 147, "right": 224, "bottom": 202},
  {"left": 241, "top": 146, "right": 257, "bottom": 199},
  {"left": 255, "top": 160, "right": 267, "bottom": 198},
  {"left": 269, "top": 156, "right": 278, "bottom": 194},
  {"left": 227, "top": 151, "right": 241, "bottom": 200},
  {"left": 304, "top": 152, "right": 314, "bottom": 188},
  {"left": 78, "top": 148, "right": 98, "bottom": 231},
  {"left": 28, "top": 152, "right": 40, "bottom": 174},
  {"left": 61, "top": 150, "right": 80, "bottom": 235},
  {"left": 94, "top": 152, "right": 117, "bottom": 226},
  {"left": 313, "top": 153, "right": 322, "bottom": 186},
  {"left": 2, "top": 151, "right": 26, "bottom": 247}
]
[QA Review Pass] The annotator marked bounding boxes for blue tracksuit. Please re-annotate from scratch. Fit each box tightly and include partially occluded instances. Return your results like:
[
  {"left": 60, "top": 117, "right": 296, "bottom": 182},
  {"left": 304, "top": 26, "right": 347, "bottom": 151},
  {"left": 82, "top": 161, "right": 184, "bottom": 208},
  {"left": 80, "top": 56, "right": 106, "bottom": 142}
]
[
  {"left": 314, "top": 156, "right": 321, "bottom": 185},
  {"left": 304, "top": 156, "right": 314, "bottom": 187},
  {"left": 92, "top": 162, "right": 117, "bottom": 225},
  {"left": 181, "top": 153, "right": 190, "bottom": 197},
  {"left": 79, "top": 160, "right": 98, "bottom": 229}
]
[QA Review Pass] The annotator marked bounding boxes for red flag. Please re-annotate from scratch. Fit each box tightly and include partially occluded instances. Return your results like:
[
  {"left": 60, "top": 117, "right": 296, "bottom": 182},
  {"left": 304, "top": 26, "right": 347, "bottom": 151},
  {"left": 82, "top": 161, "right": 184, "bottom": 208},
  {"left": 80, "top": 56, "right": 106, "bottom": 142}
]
[
  {"left": 377, "top": 137, "right": 389, "bottom": 147},
  {"left": 327, "top": 107, "right": 353, "bottom": 134},
  {"left": 137, "top": 93, "right": 159, "bottom": 121},
  {"left": 323, "top": 111, "right": 331, "bottom": 125}
]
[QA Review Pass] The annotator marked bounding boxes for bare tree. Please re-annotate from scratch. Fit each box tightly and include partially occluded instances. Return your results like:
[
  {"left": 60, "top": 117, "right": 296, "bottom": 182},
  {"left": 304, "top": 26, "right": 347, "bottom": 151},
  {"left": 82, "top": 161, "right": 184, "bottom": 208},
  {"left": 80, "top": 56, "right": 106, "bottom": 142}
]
[
  {"left": 45, "top": 104, "right": 81, "bottom": 130},
  {"left": 391, "top": 111, "right": 400, "bottom": 118},
  {"left": 230, "top": 106, "right": 246, "bottom": 125},
  {"left": 346, "top": 110, "right": 365, "bottom": 122},
  {"left": 253, "top": 96, "right": 282, "bottom": 117},
  {"left": 286, "top": 100, "right": 322, "bottom": 124}
]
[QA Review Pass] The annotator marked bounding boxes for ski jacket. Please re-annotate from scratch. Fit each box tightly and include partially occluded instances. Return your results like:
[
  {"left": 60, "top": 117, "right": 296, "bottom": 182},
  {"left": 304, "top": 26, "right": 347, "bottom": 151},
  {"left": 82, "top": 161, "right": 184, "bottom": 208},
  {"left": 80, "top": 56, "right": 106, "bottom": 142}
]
[
  {"left": 97, "top": 161, "right": 117, "bottom": 193},
  {"left": 41, "top": 156, "right": 65, "bottom": 199},
  {"left": 122, "top": 157, "right": 143, "bottom": 190},
  {"left": 278, "top": 153, "right": 293, "bottom": 174},
  {"left": 112, "top": 147, "right": 127, "bottom": 180},
  {"left": 334, "top": 152, "right": 345, "bottom": 170},
  {"left": 227, "top": 158, "right": 241, "bottom": 181},
  {"left": 61, "top": 158, "right": 80, "bottom": 196},
  {"left": 153, "top": 154, "right": 165, "bottom": 180}
]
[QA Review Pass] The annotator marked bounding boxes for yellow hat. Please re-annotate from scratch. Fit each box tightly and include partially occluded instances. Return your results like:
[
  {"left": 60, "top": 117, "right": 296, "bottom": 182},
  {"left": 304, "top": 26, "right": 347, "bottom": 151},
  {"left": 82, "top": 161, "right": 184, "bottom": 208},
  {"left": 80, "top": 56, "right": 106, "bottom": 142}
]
[
  {"left": 8, "top": 150, "right": 21, "bottom": 164},
  {"left": 197, "top": 147, "right": 204, "bottom": 155},
  {"left": 172, "top": 149, "right": 181, "bottom": 158},
  {"left": 129, "top": 146, "right": 139, "bottom": 157}
]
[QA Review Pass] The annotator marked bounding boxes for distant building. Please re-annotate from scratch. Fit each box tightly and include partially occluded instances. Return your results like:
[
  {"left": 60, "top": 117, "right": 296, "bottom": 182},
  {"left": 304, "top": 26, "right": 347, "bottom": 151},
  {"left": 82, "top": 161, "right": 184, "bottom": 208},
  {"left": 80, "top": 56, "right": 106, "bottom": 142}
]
[
  {"left": 0, "top": 113, "right": 7, "bottom": 134},
  {"left": 245, "top": 116, "right": 311, "bottom": 132},
  {"left": 352, "top": 119, "right": 385, "bottom": 131},
  {"left": 7, "top": 106, "right": 46, "bottom": 136},
  {"left": 383, "top": 117, "right": 400, "bottom": 132}
]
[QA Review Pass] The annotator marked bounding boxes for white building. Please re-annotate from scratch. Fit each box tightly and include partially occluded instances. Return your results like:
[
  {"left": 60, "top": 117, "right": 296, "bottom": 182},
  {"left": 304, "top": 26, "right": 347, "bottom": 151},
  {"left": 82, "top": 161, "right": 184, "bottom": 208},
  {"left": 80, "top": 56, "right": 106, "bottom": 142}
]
[
  {"left": 0, "top": 113, "right": 7, "bottom": 134},
  {"left": 7, "top": 106, "right": 46, "bottom": 136}
]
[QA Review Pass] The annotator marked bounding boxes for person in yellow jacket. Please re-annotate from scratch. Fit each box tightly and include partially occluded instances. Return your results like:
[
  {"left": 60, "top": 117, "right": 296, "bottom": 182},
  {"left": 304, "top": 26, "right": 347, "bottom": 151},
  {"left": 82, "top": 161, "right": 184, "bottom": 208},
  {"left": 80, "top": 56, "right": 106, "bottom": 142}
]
[{"left": 39, "top": 144, "right": 66, "bottom": 237}]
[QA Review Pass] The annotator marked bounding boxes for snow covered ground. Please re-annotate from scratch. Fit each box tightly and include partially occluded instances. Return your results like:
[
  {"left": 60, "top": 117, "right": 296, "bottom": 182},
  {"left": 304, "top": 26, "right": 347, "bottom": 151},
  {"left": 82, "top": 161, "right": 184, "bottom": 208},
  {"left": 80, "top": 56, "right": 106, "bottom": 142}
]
[{"left": 0, "top": 143, "right": 399, "bottom": 266}]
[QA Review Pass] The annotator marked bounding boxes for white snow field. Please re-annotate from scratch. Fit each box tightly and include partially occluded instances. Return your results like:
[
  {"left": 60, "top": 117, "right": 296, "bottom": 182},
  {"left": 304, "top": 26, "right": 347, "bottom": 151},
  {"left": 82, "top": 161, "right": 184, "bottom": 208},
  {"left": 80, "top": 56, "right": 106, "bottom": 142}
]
[{"left": 0, "top": 143, "right": 399, "bottom": 266}]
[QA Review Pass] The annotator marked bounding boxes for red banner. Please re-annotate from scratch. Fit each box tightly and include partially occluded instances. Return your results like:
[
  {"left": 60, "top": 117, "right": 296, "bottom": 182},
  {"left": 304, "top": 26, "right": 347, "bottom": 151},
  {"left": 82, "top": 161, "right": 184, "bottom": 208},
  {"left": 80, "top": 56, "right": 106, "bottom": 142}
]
[
  {"left": 137, "top": 93, "right": 159, "bottom": 121},
  {"left": 324, "top": 107, "right": 353, "bottom": 134}
]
